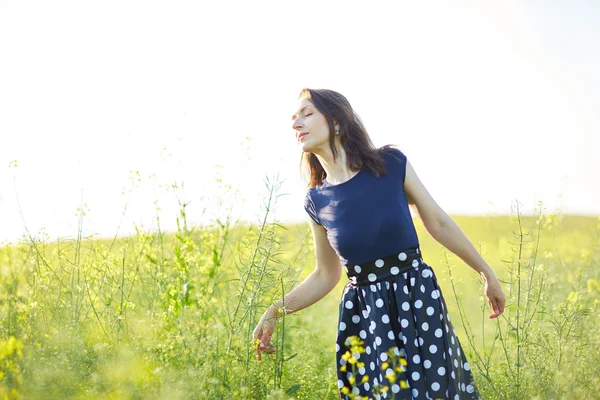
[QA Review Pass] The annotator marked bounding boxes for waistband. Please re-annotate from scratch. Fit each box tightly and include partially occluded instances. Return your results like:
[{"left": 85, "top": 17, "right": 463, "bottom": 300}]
[{"left": 343, "top": 245, "right": 423, "bottom": 287}]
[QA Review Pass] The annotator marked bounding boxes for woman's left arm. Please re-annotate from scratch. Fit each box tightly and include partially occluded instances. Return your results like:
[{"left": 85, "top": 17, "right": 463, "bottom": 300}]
[{"left": 403, "top": 159, "right": 506, "bottom": 319}]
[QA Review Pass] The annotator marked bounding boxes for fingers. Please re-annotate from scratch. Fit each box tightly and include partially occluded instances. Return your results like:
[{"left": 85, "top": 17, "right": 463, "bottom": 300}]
[{"left": 488, "top": 295, "right": 506, "bottom": 319}]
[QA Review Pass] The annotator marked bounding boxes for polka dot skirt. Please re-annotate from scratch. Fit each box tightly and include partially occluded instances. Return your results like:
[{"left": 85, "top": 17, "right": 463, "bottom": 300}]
[{"left": 336, "top": 246, "right": 480, "bottom": 400}]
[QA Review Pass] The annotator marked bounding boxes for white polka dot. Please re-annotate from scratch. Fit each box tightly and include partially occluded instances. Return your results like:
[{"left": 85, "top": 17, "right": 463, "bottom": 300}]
[
  {"left": 424, "top": 359, "right": 431, "bottom": 369},
  {"left": 420, "top": 284, "right": 426, "bottom": 293},
  {"left": 392, "top": 384, "right": 400, "bottom": 393},
  {"left": 340, "top": 358, "right": 346, "bottom": 365},
  {"left": 338, "top": 379, "right": 344, "bottom": 389},
  {"left": 438, "top": 366, "right": 445, "bottom": 376},
  {"left": 398, "top": 252, "right": 407, "bottom": 261},
  {"left": 419, "top": 337, "right": 424, "bottom": 346},
  {"left": 422, "top": 269, "right": 430, "bottom": 278},
  {"left": 412, "top": 389, "right": 419, "bottom": 397},
  {"left": 461, "top": 383, "right": 466, "bottom": 391},
  {"left": 429, "top": 344, "right": 437, "bottom": 354},
  {"left": 352, "top": 315, "right": 360, "bottom": 324},
  {"left": 431, "top": 382, "right": 440, "bottom": 391},
  {"left": 340, "top": 322, "right": 346, "bottom": 331},
  {"left": 412, "top": 371, "right": 420, "bottom": 381},
  {"left": 448, "top": 347, "right": 452, "bottom": 356},
  {"left": 359, "top": 330, "right": 367, "bottom": 339},
  {"left": 375, "top": 259, "right": 384, "bottom": 267},
  {"left": 410, "top": 277, "right": 416, "bottom": 286},
  {"left": 388, "top": 330, "right": 395, "bottom": 339},
  {"left": 413, "top": 354, "right": 420, "bottom": 364},
  {"left": 374, "top": 378, "right": 378, "bottom": 386},
  {"left": 426, "top": 306, "right": 434, "bottom": 316},
  {"left": 353, "top": 352, "right": 361, "bottom": 360},
  {"left": 364, "top": 382, "right": 370, "bottom": 391},
  {"left": 375, "top": 336, "right": 382, "bottom": 346},
  {"left": 366, "top": 346, "right": 371, "bottom": 355},
  {"left": 368, "top": 273, "right": 377, "bottom": 282},
  {"left": 370, "top": 284, "right": 377, "bottom": 292},
  {"left": 390, "top": 266, "right": 400, "bottom": 275},
  {"left": 432, "top": 289, "right": 440, "bottom": 299},
  {"left": 382, "top": 314, "right": 389, "bottom": 323},
  {"left": 415, "top": 300, "right": 423, "bottom": 308},
  {"left": 457, "top": 348, "right": 461, "bottom": 356},
  {"left": 353, "top": 265, "right": 361, "bottom": 273},
  {"left": 402, "top": 302, "right": 410, "bottom": 311},
  {"left": 352, "top": 387, "right": 359, "bottom": 395},
  {"left": 403, "top": 285, "right": 409, "bottom": 294},
  {"left": 451, "top": 335, "right": 455, "bottom": 345},
  {"left": 412, "top": 259, "right": 419, "bottom": 267},
  {"left": 454, "top": 359, "right": 459, "bottom": 368},
  {"left": 393, "top": 282, "right": 397, "bottom": 290},
  {"left": 362, "top": 310, "right": 369, "bottom": 318},
  {"left": 402, "top": 335, "right": 407, "bottom": 344},
  {"left": 435, "top": 328, "right": 443, "bottom": 338},
  {"left": 466, "top": 384, "right": 474, "bottom": 393},
  {"left": 422, "top": 322, "right": 429, "bottom": 331},
  {"left": 376, "top": 298, "right": 384, "bottom": 308},
  {"left": 454, "top": 395, "right": 460, "bottom": 400},
  {"left": 464, "top": 362, "right": 470, "bottom": 371},
  {"left": 345, "top": 301, "right": 353, "bottom": 309},
  {"left": 359, "top": 366, "right": 366, "bottom": 375},
  {"left": 401, "top": 319, "right": 409, "bottom": 328},
  {"left": 370, "top": 362, "right": 375, "bottom": 370},
  {"left": 451, "top": 371, "right": 455, "bottom": 379},
  {"left": 380, "top": 353, "right": 388, "bottom": 362}
]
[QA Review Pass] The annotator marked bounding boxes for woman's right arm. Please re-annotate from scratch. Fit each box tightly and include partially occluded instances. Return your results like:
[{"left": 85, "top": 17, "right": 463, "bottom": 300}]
[{"left": 253, "top": 217, "right": 342, "bottom": 360}]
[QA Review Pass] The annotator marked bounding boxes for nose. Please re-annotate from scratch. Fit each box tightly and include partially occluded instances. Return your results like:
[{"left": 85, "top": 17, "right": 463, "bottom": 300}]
[{"left": 292, "top": 118, "right": 303, "bottom": 131}]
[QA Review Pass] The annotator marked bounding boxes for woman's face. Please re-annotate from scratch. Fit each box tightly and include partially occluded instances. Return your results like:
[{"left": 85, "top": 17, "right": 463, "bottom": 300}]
[{"left": 291, "top": 97, "right": 336, "bottom": 153}]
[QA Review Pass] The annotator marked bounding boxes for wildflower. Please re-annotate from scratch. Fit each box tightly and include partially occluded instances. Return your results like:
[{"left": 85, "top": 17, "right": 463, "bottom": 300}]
[
  {"left": 400, "top": 380, "right": 409, "bottom": 389},
  {"left": 400, "top": 357, "right": 407, "bottom": 366},
  {"left": 381, "top": 362, "right": 389, "bottom": 370},
  {"left": 349, "top": 376, "right": 356, "bottom": 385},
  {"left": 362, "top": 375, "right": 369, "bottom": 383},
  {"left": 385, "top": 372, "right": 396, "bottom": 382},
  {"left": 341, "top": 386, "right": 350, "bottom": 395},
  {"left": 340, "top": 365, "right": 347, "bottom": 372}
]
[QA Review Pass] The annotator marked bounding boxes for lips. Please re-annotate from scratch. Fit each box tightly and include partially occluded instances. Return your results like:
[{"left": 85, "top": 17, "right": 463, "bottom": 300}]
[{"left": 298, "top": 132, "right": 309, "bottom": 140}]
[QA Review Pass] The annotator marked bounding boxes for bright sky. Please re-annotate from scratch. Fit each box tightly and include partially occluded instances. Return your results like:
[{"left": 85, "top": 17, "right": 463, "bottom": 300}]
[{"left": 1, "top": 0, "right": 598, "bottom": 244}]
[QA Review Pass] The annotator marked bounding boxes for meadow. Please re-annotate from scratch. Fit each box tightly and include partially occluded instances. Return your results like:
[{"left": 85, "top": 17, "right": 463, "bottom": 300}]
[{"left": 1, "top": 178, "right": 599, "bottom": 399}]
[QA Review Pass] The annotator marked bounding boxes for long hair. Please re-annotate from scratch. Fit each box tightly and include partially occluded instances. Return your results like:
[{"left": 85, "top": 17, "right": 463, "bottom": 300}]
[{"left": 299, "top": 88, "right": 400, "bottom": 188}]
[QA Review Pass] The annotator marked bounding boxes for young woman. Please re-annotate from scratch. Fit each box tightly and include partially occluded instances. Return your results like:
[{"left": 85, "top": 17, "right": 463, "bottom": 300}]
[{"left": 253, "top": 88, "right": 506, "bottom": 399}]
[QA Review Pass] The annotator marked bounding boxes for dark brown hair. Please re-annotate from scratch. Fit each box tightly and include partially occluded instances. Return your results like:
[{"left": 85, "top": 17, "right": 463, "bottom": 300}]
[{"left": 299, "top": 88, "right": 400, "bottom": 188}]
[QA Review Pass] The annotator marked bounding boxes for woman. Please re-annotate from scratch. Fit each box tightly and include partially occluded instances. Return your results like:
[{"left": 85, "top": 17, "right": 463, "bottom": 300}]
[{"left": 252, "top": 88, "right": 506, "bottom": 399}]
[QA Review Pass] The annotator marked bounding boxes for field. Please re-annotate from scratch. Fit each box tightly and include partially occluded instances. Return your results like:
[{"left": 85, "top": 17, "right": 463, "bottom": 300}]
[{"left": 1, "top": 181, "right": 599, "bottom": 399}]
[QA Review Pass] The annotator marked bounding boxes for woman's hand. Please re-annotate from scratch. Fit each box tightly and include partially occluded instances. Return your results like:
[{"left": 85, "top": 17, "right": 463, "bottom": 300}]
[
  {"left": 252, "top": 306, "right": 278, "bottom": 361},
  {"left": 483, "top": 271, "right": 506, "bottom": 318}
]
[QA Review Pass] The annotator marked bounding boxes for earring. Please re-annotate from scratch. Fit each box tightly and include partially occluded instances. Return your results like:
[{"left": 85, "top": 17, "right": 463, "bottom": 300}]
[{"left": 335, "top": 130, "right": 340, "bottom": 135}]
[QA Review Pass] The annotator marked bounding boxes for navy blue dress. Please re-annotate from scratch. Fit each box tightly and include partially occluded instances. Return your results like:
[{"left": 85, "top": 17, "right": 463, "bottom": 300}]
[{"left": 304, "top": 147, "right": 480, "bottom": 400}]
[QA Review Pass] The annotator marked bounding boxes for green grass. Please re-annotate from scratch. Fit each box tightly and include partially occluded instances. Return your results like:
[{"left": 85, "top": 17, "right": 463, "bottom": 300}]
[{"left": 1, "top": 177, "right": 599, "bottom": 399}]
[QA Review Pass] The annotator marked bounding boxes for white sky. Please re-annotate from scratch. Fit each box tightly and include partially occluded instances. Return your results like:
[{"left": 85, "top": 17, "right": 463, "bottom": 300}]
[{"left": 1, "top": 0, "right": 599, "bottom": 244}]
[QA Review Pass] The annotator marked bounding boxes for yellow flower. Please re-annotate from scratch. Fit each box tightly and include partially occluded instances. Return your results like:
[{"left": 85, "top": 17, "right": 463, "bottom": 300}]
[
  {"left": 340, "top": 365, "right": 347, "bottom": 372},
  {"left": 381, "top": 362, "right": 389, "bottom": 370},
  {"left": 357, "top": 362, "right": 365, "bottom": 368},
  {"left": 400, "top": 380, "right": 409, "bottom": 389},
  {"left": 400, "top": 357, "right": 408, "bottom": 366},
  {"left": 385, "top": 372, "right": 396, "bottom": 382},
  {"left": 341, "top": 386, "right": 350, "bottom": 395},
  {"left": 362, "top": 375, "right": 369, "bottom": 383},
  {"left": 349, "top": 376, "right": 356, "bottom": 385},
  {"left": 342, "top": 351, "right": 351, "bottom": 361},
  {"left": 349, "top": 356, "right": 358, "bottom": 364},
  {"left": 380, "top": 386, "right": 389, "bottom": 393}
]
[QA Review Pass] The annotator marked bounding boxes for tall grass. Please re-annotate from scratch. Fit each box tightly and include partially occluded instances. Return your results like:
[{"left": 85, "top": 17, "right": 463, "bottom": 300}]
[{"left": 1, "top": 171, "right": 599, "bottom": 399}]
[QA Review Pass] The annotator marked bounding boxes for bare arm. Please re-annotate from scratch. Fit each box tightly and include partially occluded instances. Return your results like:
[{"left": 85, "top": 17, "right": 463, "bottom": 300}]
[
  {"left": 269, "top": 217, "right": 342, "bottom": 318},
  {"left": 404, "top": 158, "right": 506, "bottom": 318}
]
